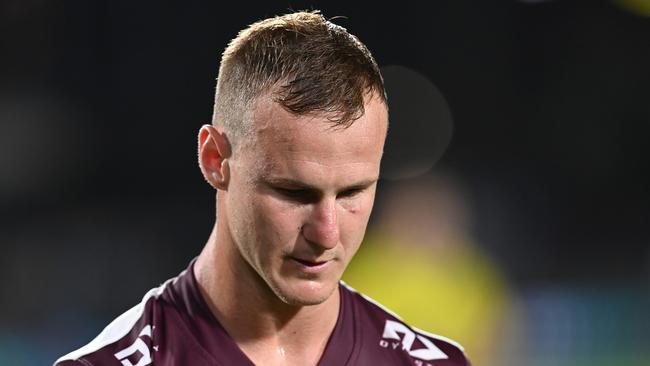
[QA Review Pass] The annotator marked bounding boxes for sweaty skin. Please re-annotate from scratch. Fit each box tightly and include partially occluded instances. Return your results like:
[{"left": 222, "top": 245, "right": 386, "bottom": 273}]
[{"left": 195, "top": 92, "right": 388, "bottom": 366}]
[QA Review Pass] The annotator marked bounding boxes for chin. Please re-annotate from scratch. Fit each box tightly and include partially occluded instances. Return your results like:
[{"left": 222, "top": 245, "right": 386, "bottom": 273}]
[{"left": 272, "top": 279, "right": 337, "bottom": 306}]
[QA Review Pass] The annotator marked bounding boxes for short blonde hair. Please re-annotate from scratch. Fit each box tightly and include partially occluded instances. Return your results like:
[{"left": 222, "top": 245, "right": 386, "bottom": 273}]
[{"left": 212, "top": 10, "right": 386, "bottom": 147}]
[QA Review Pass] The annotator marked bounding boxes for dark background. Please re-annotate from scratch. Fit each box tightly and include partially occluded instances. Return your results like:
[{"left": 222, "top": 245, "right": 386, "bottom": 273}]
[{"left": 1, "top": 0, "right": 649, "bottom": 364}]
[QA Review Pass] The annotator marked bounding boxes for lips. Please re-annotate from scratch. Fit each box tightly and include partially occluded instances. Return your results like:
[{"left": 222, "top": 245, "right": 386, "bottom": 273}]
[
  {"left": 289, "top": 256, "right": 333, "bottom": 273},
  {"left": 292, "top": 257, "right": 328, "bottom": 267}
]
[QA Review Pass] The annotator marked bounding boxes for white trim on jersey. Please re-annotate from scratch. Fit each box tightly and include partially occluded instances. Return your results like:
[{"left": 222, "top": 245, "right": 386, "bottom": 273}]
[
  {"left": 339, "top": 280, "right": 467, "bottom": 352},
  {"left": 54, "top": 274, "right": 180, "bottom": 365}
]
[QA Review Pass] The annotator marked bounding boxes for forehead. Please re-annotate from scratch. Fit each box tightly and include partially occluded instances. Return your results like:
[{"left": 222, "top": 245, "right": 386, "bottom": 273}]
[{"left": 242, "top": 93, "right": 388, "bottom": 185}]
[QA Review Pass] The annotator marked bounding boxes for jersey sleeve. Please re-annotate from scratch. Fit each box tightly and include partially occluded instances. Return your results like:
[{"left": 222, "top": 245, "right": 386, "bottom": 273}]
[{"left": 53, "top": 285, "right": 166, "bottom": 366}]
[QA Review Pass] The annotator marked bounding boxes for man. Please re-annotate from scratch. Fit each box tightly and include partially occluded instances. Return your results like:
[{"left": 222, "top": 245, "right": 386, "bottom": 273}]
[{"left": 55, "top": 11, "right": 469, "bottom": 366}]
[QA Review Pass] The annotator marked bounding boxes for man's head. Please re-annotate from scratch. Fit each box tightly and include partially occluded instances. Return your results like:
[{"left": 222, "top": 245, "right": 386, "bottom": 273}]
[
  {"left": 211, "top": 10, "right": 386, "bottom": 150},
  {"left": 198, "top": 11, "right": 388, "bottom": 307}
]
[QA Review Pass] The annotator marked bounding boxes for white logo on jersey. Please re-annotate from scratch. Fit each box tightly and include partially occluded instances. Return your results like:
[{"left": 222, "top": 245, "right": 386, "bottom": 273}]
[
  {"left": 380, "top": 320, "right": 448, "bottom": 361},
  {"left": 114, "top": 325, "right": 154, "bottom": 366}
]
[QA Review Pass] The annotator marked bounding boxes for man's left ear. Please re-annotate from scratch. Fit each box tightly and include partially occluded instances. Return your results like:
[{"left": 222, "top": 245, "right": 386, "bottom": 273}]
[{"left": 198, "top": 124, "right": 231, "bottom": 190}]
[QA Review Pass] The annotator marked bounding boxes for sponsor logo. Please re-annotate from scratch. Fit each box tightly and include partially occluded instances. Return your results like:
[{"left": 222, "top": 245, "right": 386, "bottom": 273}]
[
  {"left": 114, "top": 325, "right": 155, "bottom": 366},
  {"left": 380, "top": 319, "right": 448, "bottom": 365}
]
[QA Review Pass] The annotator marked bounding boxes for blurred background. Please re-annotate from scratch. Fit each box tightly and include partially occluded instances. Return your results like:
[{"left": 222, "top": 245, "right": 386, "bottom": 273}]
[{"left": 1, "top": 0, "right": 649, "bottom": 365}]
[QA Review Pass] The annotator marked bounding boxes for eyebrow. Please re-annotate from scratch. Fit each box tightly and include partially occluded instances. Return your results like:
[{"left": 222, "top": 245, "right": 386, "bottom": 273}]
[{"left": 261, "top": 177, "right": 378, "bottom": 193}]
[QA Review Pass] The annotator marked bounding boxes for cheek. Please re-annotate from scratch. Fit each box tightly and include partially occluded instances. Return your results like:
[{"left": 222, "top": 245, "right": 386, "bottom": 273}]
[
  {"left": 252, "top": 196, "right": 304, "bottom": 249},
  {"left": 341, "top": 215, "right": 370, "bottom": 246},
  {"left": 226, "top": 192, "right": 256, "bottom": 258},
  {"left": 340, "top": 194, "right": 376, "bottom": 248}
]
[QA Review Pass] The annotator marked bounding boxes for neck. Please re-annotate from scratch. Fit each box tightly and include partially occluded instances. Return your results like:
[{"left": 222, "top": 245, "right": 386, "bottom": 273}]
[{"left": 193, "top": 200, "right": 340, "bottom": 364}]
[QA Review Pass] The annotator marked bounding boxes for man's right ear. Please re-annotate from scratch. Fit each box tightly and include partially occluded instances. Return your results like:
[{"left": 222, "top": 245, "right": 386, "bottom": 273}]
[{"left": 198, "top": 124, "right": 231, "bottom": 190}]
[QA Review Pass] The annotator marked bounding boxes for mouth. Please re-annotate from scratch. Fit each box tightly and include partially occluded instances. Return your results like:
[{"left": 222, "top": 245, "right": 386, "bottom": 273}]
[
  {"left": 289, "top": 257, "right": 332, "bottom": 273},
  {"left": 293, "top": 258, "right": 328, "bottom": 266}
]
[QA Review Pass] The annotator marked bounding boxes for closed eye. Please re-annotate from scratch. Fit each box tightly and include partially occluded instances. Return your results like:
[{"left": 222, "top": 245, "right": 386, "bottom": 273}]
[
  {"left": 338, "top": 188, "right": 363, "bottom": 199},
  {"left": 277, "top": 187, "right": 307, "bottom": 197},
  {"left": 261, "top": 177, "right": 376, "bottom": 203},
  {"left": 275, "top": 187, "right": 319, "bottom": 203}
]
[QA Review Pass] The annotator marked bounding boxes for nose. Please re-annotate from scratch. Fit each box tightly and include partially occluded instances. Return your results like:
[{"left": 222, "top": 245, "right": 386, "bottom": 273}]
[{"left": 302, "top": 198, "right": 340, "bottom": 250}]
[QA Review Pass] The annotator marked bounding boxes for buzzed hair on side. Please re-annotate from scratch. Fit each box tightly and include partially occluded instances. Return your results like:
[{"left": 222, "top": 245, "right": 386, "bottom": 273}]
[{"left": 212, "top": 10, "right": 387, "bottom": 149}]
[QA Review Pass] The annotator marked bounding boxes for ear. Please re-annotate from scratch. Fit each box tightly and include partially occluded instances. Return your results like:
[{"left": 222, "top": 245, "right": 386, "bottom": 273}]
[{"left": 198, "top": 124, "right": 231, "bottom": 190}]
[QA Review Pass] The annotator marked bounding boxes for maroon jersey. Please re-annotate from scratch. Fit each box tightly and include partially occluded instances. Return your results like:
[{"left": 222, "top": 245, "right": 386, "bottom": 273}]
[{"left": 55, "top": 260, "right": 469, "bottom": 366}]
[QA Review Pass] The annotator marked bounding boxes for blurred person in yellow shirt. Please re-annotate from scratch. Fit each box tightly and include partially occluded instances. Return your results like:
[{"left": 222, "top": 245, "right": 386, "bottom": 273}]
[{"left": 343, "top": 173, "right": 519, "bottom": 366}]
